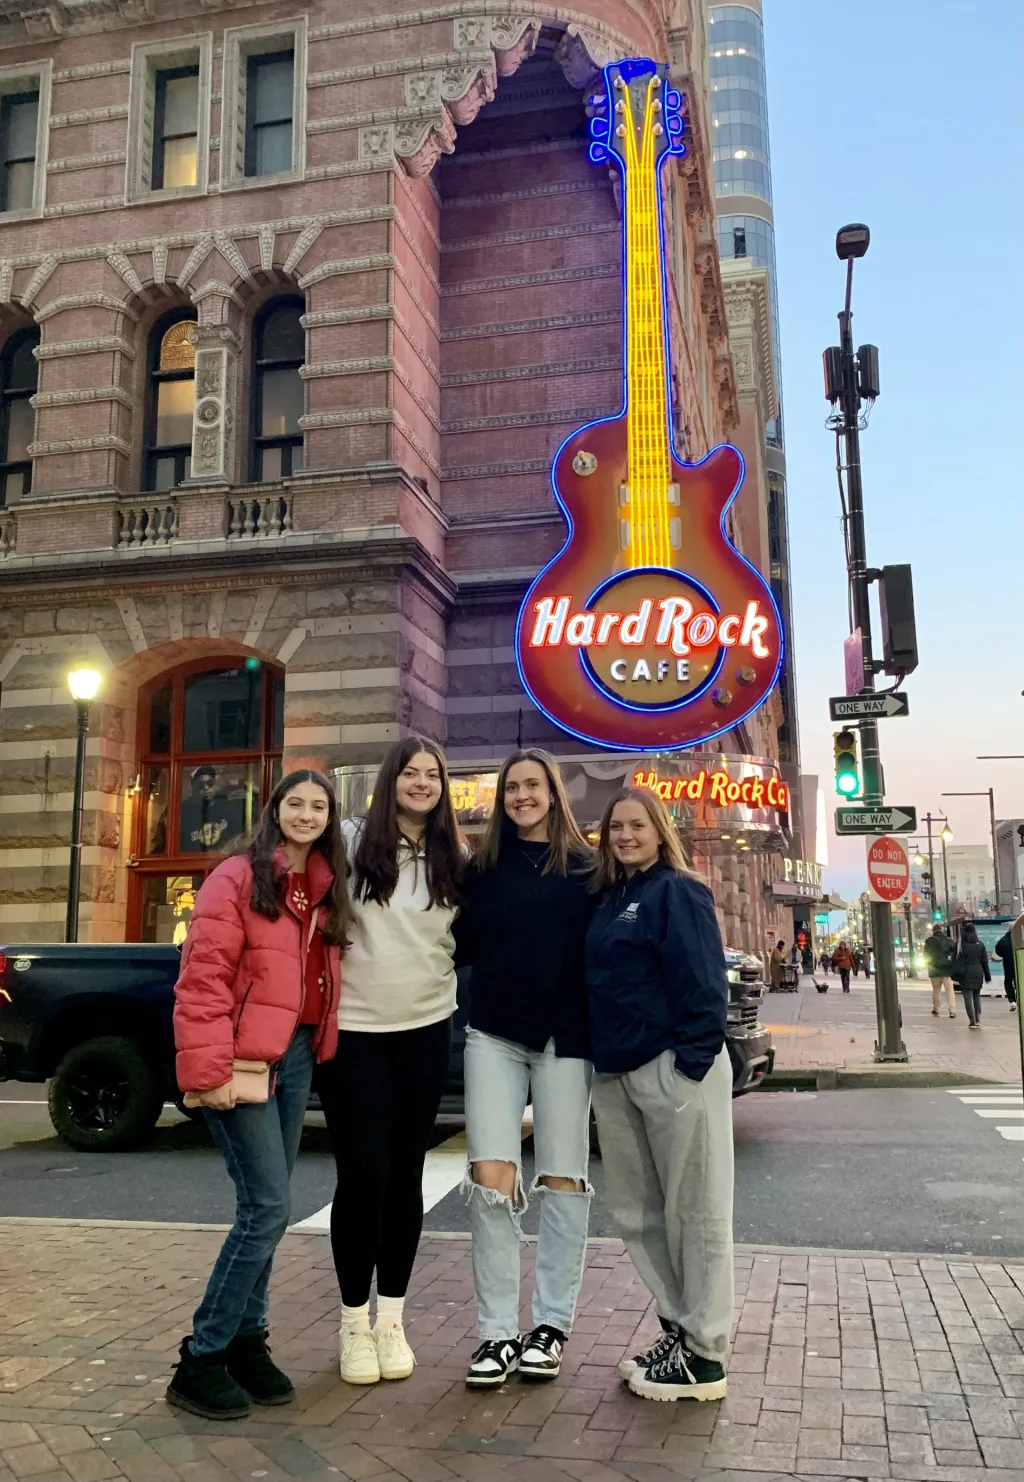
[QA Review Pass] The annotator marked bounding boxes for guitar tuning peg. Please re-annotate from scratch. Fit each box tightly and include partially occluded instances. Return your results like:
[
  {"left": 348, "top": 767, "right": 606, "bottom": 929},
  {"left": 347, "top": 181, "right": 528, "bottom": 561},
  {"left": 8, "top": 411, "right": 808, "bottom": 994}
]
[
  {"left": 668, "top": 117, "right": 683, "bottom": 134},
  {"left": 666, "top": 89, "right": 682, "bottom": 109},
  {"left": 589, "top": 117, "right": 609, "bottom": 139},
  {"left": 588, "top": 143, "right": 608, "bottom": 164}
]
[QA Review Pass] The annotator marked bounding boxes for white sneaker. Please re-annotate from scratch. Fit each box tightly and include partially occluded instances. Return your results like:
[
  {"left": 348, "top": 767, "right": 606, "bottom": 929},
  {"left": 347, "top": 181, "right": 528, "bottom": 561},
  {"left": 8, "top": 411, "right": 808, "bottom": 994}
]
[
  {"left": 376, "top": 1323, "right": 415, "bottom": 1381},
  {"left": 339, "top": 1327, "right": 380, "bottom": 1385}
]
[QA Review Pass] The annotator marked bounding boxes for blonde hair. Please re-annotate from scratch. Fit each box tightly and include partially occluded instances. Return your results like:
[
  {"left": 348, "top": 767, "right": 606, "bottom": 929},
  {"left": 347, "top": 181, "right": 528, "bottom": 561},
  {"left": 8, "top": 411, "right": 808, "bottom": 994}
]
[
  {"left": 593, "top": 787, "right": 695, "bottom": 891},
  {"left": 475, "top": 748, "right": 592, "bottom": 876}
]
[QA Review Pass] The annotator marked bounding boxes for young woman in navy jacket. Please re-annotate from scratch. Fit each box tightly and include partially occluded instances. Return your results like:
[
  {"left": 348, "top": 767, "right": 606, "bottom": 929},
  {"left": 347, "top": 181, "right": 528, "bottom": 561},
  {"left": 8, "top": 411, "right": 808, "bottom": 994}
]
[{"left": 585, "top": 787, "right": 732, "bottom": 1405}]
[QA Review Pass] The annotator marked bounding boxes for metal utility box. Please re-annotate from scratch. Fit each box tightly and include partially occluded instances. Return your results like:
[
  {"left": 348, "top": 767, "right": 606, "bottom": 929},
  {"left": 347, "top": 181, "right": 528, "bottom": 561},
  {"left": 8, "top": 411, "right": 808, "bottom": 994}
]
[{"left": 878, "top": 564, "right": 918, "bottom": 674}]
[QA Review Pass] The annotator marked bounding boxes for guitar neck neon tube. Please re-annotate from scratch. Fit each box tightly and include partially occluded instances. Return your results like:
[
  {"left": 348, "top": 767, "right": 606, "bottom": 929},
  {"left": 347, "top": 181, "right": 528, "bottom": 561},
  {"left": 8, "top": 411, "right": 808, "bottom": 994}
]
[{"left": 515, "top": 57, "right": 784, "bottom": 752}]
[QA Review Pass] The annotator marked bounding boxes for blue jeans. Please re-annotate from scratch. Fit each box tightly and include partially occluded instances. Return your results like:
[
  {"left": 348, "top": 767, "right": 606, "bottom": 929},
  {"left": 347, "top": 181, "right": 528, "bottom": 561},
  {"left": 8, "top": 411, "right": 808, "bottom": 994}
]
[
  {"left": 191, "top": 1026, "right": 315, "bottom": 1355},
  {"left": 463, "top": 1027, "right": 593, "bottom": 1341}
]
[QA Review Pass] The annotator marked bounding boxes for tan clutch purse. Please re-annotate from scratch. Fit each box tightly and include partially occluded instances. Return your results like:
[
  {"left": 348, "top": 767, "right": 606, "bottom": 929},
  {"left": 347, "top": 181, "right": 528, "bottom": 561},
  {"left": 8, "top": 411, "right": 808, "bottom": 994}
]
[{"left": 183, "top": 1060, "right": 270, "bottom": 1109}]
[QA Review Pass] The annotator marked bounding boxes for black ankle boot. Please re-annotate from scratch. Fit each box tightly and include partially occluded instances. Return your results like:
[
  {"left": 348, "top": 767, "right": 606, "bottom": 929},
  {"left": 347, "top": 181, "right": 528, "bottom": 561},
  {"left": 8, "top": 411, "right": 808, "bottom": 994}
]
[
  {"left": 166, "top": 1337, "right": 252, "bottom": 1420},
  {"left": 225, "top": 1329, "right": 294, "bottom": 1405}
]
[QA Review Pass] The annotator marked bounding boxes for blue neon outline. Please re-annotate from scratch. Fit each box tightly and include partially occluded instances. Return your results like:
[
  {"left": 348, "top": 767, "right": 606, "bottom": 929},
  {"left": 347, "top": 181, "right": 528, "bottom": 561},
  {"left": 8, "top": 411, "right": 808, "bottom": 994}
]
[
  {"left": 514, "top": 56, "right": 786, "bottom": 754},
  {"left": 580, "top": 565, "right": 726, "bottom": 711}
]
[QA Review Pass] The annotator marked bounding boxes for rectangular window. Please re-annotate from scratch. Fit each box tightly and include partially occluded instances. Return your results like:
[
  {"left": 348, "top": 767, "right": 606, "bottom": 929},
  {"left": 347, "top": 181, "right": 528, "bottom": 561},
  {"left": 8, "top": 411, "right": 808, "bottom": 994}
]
[
  {"left": 125, "top": 35, "right": 211, "bottom": 202},
  {"left": 220, "top": 19, "right": 306, "bottom": 191},
  {"left": 244, "top": 50, "right": 294, "bottom": 177},
  {"left": 153, "top": 66, "right": 199, "bottom": 190},
  {"left": 0, "top": 87, "right": 39, "bottom": 214}
]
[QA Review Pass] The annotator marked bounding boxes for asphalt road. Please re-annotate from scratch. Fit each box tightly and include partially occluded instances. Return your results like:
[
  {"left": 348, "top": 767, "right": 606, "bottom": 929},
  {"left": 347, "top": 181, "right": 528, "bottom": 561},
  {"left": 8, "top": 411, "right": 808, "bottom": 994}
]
[{"left": 2, "top": 1082, "right": 1023, "bottom": 1257}]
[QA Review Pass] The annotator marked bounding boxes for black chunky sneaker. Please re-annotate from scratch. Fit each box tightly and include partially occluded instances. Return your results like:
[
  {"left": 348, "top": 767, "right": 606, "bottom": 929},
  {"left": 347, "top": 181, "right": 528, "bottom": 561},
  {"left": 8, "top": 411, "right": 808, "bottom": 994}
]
[
  {"left": 225, "top": 1329, "right": 294, "bottom": 1405},
  {"left": 166, "top": 1337, "right": 252, "bottom": 1420},
  {"left": 519, "top": 1325, "right": 565, "bottom": 1380},
  {"left": 466, "top": 1337, "right": 522, "bottom": 1388},
  {"left": 627, "top": 1339, "right": 727, "bottom": 1403},
  {"left": 618, "top": 1317, "right": 679, "bottom": 1381}
]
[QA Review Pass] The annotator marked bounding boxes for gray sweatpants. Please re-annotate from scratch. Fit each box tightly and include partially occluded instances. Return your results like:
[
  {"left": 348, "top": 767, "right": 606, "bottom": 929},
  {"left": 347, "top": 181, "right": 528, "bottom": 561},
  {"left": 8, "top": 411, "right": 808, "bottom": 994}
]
[{"left": 592, "top": 1046, "right": 734, "bottom": 1362}]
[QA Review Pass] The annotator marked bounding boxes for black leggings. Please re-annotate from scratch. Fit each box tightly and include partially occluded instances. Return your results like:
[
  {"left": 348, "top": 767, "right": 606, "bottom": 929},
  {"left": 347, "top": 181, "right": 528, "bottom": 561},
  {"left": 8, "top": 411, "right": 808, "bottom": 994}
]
[{"left": 317, "top": 1017, "right": 452, "bottom": 1306}]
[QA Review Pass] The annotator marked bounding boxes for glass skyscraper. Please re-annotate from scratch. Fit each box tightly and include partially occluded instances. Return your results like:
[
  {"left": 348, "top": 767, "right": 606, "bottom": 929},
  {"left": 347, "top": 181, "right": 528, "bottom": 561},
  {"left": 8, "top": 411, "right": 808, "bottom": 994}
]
[{"left": 707, "top": 1, "right": 799, "bottom": 767}]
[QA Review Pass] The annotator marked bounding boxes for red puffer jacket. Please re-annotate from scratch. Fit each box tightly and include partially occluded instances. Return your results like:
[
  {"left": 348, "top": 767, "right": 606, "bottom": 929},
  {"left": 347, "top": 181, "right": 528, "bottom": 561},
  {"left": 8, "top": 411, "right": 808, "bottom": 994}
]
[{"left": 173, "top": 848, "right": 341, "bottom": 1093}]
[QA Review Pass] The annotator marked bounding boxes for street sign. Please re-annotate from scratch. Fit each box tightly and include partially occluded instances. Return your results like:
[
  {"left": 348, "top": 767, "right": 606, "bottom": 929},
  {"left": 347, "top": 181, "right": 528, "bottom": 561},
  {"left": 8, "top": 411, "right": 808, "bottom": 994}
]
[
  {"left": 829, "top": 693, "right": 909, "bottom": 722},
  {"left": 867, "top": 835, "right": 910, "bottom": 903},
  {"left": 835, "top": 804, "right": 917, "bottom": 835}
]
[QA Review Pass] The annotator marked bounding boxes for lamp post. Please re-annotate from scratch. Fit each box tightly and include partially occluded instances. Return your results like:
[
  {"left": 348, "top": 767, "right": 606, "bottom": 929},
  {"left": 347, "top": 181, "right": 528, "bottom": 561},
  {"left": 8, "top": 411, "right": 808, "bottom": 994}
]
[
  {"left": 940, "top": 822, "right": 954, "bottom": 924},
  {"left": 65, "top": 667, "right": 102, "bottom": 943},
  {"left": 825, "top": 223, "right": 905, "bottom": 1059},
  {"left": 941, "top": 789, "right": 1000, "bottom": 914}
]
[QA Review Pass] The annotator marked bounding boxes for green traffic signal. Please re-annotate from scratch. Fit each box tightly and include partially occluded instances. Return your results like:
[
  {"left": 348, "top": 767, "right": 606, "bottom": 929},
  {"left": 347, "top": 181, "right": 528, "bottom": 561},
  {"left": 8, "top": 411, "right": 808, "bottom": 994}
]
[
  {"left": 932, "top": 909, "right": 943, "bottom": 921},
  {"left": 833, "top": 729, "right": 860, "bottom": 797}
]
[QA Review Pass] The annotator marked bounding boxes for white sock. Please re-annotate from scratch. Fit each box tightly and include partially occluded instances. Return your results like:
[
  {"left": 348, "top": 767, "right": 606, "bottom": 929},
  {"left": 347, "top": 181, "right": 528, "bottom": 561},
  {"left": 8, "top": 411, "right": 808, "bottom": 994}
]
[
  {"left": 375, "top": 1294, "right": 405, "bottom": 1331},
  {"left": 341, "top": 1301, "right": 370, "bottom": 1333}
]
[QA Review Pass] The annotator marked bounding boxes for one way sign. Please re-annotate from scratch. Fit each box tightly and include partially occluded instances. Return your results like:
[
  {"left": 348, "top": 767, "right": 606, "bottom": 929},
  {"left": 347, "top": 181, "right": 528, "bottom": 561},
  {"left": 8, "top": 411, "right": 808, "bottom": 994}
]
[{"left": 829, "top": 693, "right": 910, "bottom": 721}]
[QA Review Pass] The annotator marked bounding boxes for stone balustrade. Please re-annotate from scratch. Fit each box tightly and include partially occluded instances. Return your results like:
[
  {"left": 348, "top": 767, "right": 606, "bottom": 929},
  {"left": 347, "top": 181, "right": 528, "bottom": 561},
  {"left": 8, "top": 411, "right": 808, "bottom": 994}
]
[
  {"left": 227, "top": 493, "right": 293, "bottom": 539},
  {"left": 117, "top": 500, "right": 179, "bottom": 548}
]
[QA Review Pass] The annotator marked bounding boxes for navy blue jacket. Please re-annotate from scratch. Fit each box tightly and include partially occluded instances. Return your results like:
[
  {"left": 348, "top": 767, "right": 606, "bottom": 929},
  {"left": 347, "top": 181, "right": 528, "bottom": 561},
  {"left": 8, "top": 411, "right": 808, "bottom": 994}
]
[{"left": 585, "top": 861, "right": 727, "bottom": 1080}]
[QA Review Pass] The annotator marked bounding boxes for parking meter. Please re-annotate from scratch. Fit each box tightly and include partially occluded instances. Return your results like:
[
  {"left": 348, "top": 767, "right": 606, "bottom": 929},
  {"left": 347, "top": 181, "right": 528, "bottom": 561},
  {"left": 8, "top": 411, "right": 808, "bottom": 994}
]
[{"left": 1012, "top": 914, "right": 1024, "bottom": 1088}]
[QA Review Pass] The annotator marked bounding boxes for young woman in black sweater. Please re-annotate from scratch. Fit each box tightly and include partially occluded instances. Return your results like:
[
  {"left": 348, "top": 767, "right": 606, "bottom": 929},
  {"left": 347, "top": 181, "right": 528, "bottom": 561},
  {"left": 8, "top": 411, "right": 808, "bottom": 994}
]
[{"left": 457, "top": 749, "right": 595, "bottom": 1388}]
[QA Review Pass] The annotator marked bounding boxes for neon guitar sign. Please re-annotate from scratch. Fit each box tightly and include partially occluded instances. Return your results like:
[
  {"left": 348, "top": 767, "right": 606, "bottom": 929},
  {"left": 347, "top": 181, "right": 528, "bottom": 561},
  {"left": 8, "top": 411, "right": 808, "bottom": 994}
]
[{"left": 515, "top": 58, "right": 783, "bottom": 752}]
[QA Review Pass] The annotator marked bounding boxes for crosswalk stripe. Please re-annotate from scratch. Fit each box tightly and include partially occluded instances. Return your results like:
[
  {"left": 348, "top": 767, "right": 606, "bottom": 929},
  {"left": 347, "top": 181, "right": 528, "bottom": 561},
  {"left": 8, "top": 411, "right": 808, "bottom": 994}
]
[
  {"left": 996, "top": 1126, "right": 1024, "bottom": 1141},
  {"left": 972, "top": 1109, "right": 1024, "bottom": 1118},
  {"left": 290, "top": 1109, "right": 534, "bottom": 1233},
  {"left": 946, "top": 1085, "right": 1021, "bottom": 1095}
]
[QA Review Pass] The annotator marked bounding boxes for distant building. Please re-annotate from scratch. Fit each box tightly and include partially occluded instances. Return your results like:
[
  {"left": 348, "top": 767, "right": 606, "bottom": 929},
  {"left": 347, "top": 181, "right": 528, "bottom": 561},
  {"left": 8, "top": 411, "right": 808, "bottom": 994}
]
[{"left": 942, "top": 845, "right": 994, "bottom": 913}]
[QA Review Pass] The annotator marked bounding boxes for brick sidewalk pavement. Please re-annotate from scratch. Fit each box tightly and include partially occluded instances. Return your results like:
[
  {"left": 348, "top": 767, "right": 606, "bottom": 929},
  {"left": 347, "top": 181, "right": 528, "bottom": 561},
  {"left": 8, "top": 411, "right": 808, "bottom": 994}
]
[
  {"left": 762, "top": 978, "right": 1022, "bottom": 1083},
  {"left": 4, "top": 1223, "right": 1024, "bottom": 1481}
]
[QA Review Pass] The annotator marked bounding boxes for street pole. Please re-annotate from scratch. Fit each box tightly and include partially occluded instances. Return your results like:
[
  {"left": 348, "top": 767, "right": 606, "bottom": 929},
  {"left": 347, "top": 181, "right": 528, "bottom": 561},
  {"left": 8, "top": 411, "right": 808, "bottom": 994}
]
[
  {"left": 64, "top": 700, "right": 89, "bottom": 944},
  {"left": 904, "top": 897, "right": 916, "bottom": 976},
  {"left": 941, "top": 830, "right": 951, "bottom": 923},
  {"left": 942, "top": 789, "right": 1000, "bottom": 915},
  {"left": 835, "top": 236, "right": 906, "bottom": 1060}
]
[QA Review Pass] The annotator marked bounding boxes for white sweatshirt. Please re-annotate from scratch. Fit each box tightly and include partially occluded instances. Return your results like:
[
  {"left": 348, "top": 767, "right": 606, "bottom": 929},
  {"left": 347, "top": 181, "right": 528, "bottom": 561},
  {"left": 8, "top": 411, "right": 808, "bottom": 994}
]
[{"left": 337, "top": 818, "right": 457, "bottom": 1032}]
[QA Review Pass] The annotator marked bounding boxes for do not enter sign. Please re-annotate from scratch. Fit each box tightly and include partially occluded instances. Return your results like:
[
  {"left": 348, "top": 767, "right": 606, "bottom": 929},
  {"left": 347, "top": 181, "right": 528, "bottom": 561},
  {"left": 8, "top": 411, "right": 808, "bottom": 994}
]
[{"left": 867, "top": 835, "right": 910, "bottom": 903}]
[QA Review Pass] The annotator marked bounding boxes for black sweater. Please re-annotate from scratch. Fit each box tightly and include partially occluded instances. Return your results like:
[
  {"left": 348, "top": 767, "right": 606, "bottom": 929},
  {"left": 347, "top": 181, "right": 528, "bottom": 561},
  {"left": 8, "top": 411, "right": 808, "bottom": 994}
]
[
  {"left": 585, "top": 861, "right": 727, "bottom": 1079},
  {"left": 455, "top": 841, "right": 595, "bottom": 1058}
]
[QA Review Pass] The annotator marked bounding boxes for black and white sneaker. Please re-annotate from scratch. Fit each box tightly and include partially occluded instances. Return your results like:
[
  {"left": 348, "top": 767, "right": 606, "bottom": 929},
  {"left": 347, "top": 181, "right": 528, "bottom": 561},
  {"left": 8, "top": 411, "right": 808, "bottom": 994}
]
[
  {"left": 466, "top": 1338, "right": 522, "bottom": 1388},
  {"left": 627, "top": 1339, "right": 727, "bottom": 1402},
  {"left": 618, "top": 1320, "right": 679, "bottom": 1381},
  {"left": 519, "top": 1325, "right": 565, "bottom": 1380}
]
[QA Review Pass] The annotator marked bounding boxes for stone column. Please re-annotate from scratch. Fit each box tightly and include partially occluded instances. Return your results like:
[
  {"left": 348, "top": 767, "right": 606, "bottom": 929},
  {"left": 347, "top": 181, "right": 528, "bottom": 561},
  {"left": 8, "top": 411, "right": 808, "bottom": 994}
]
[{"left": 189, "top": 322, "right": 239, "bottom": 485}]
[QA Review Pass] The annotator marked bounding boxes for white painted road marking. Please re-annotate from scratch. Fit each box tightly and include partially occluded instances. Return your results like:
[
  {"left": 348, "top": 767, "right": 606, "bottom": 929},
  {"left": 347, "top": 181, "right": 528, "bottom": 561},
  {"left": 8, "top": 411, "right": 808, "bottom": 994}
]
[{"left": 947, "top": 1086, "right": 1024, "bottom": 1145}]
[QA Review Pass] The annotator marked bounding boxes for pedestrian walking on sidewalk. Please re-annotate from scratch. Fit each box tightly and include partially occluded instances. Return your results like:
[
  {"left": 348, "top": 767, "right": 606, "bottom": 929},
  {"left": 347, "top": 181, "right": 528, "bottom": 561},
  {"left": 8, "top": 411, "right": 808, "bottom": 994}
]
[
  {"left": 852, "top": 949, "right": 862, "bottom": 977},
  {"left": 994, "top": 930, "right": 1017, "bottom": 1008},
  {"left": 924, "top": 922, "right": 957, "bottom": 1017},
  {"left": 457, "top": 749, "right": 596, "bottom": 1389},
  {"left": 769, "top": 940, "right": 786, "bottom": 990},
  {"left": 832, "top": 940, "right": 854, "bottom": 993},
  {"left": 585, "top": 788, "right": 732, "bottom": 1405},
  {"left": 167, "top": 771, "right": 349, "bottom": 1421},
  {"left": 953, "top": 922, "right": 990, "bottom": 1029},
  {"left": 819, "top": 951, "right": 831, "bottom": 975},
  {"left": 317, "top": 738, "right": 464, "bottom": 1387}
]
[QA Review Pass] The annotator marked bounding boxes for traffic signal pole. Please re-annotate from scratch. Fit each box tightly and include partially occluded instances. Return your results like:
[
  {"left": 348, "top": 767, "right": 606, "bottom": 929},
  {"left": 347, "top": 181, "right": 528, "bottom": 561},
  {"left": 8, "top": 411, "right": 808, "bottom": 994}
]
[{"left": 837, "top": 255, "right": 907, "bottom": 1061}]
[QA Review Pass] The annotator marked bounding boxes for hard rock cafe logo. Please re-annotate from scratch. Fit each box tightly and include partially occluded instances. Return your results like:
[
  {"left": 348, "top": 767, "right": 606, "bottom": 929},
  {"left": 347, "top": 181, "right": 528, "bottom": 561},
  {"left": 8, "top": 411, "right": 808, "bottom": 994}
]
[
  {"left": 527, "top": 592, "right": 772, "bottom": 708},
  {"left": 631, "top": 767, "right": 789, "bottom": 812}
]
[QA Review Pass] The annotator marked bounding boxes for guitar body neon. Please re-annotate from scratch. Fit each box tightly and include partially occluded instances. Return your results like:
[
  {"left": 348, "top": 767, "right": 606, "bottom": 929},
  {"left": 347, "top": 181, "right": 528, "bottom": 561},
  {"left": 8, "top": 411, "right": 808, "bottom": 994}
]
[{"left": 514, "top": 59, "right": 783, "bottom": 753}]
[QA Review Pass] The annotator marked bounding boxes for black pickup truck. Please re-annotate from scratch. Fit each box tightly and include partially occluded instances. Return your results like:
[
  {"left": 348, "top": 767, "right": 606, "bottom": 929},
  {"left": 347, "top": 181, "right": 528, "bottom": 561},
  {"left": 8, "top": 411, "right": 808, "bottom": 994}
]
[{"left": 0, "top": 942, "right": 773, "bottom": 1151}]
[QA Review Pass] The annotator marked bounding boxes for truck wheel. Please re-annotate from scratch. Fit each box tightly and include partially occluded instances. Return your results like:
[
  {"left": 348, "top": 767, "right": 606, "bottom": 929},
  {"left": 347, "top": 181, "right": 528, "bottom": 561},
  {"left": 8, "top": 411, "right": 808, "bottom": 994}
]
[{"left": 49, "top": 1036, "right": 164, "bottom": 1152}]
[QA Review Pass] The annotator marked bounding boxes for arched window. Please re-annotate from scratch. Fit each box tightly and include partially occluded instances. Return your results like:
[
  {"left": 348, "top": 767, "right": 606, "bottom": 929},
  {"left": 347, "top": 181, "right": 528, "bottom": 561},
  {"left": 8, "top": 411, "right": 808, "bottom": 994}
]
[
  {"left": 252, "top": 297, "right": 303, "bottom": 481},
  {"left": 144, "top": 311, "right": 196, "bottom": 491},
  {"left": 131, "top": 657, "right": 285, "bottom": 942},
  {"left": 0, "top": 326, "right": 38, "bottom": 505}
]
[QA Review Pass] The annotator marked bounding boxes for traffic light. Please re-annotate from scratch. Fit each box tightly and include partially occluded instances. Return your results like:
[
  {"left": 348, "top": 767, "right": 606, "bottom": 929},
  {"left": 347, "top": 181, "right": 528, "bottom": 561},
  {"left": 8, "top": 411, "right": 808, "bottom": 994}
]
[
  {"left": 932, "top": 908, "right": 943, "bottom": 922},
  {"left": 833, "top": 729, "right": 860, "bottom": 797}
]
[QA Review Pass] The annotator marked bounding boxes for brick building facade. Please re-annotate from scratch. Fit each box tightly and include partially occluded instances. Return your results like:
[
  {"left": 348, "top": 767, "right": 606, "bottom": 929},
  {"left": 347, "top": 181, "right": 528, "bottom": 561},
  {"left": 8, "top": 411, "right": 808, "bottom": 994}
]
[{"left": 0, "top": 0, "right": 795, "bottom": 949}]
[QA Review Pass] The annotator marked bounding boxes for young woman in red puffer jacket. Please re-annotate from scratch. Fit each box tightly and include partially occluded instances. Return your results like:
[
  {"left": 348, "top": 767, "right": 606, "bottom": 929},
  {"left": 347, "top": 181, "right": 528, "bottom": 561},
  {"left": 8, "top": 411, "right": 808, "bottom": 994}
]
[{"left": 166, "top": 769, "right": 351, "bottom": 1423}]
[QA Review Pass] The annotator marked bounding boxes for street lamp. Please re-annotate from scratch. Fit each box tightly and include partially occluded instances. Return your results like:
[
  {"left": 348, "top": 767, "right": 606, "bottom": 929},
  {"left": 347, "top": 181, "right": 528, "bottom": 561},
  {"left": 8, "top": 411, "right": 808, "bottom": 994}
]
[
  {"left": 942, "top": 789, "right": 1001, "bottom": 914},
  {"left": 65, "top": 667, "right": 103, "bottom": 943},
  {"left": 940, "top": 823, "right": 953, "bottom": 924}
]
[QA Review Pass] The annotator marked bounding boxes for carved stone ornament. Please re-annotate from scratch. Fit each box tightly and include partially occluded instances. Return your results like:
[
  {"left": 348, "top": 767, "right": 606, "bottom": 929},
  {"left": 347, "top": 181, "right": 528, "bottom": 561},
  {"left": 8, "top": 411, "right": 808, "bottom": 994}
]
[
  {"left": 196, "top": 398, "right": 221, "bottom": 426},
  {"left": 441, "top": 58, "right": 497, "bottom": 125},
  {"left": 556, "top": 25, "right": 624, "bottom": 89},
  {"left": 359, "top": 125, "right": 395, "bottom": 164},
  {"left": 394, "top": 111, "right": 456, "bottom": 179},
  {"left": 405, "top": 72, "right": 441, "bottom": 108}
]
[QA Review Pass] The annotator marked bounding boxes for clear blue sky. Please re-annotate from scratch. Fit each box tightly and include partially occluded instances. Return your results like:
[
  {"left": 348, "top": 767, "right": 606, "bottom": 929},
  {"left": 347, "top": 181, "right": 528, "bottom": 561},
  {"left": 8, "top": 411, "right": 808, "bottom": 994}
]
[{"left": 763, "top": 0, "right": 1024, "bottom": 901}]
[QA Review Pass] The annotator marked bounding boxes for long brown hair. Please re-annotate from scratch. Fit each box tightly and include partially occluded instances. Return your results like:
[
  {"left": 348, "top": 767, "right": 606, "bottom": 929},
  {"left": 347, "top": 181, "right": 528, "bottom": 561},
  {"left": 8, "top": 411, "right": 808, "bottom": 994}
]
[
  {"left": 592, "top": 787, "right": 693, "bottom": 892},
  {"left": 351, "top": 735, "right": 463, "bottom": 908},
  {"left": 475, "top": 748, "right": 592, "bottom": 877},
  {"left": 245, "top": 769, "right": 352, "bottom": 946}
]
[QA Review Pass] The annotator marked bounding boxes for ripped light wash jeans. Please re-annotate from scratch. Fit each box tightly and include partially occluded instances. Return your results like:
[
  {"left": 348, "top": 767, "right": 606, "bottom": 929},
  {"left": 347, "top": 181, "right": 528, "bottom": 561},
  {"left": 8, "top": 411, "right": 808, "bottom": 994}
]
[{"left": 463, "top": 1027, "right": 593, "bottom": 1341}]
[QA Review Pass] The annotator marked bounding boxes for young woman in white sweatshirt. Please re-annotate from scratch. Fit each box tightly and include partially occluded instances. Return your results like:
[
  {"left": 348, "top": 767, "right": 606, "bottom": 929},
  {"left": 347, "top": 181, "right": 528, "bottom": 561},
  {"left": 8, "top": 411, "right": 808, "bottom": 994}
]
[{"left": 317, "top": 736, "right": 464, "bottom": 1386}]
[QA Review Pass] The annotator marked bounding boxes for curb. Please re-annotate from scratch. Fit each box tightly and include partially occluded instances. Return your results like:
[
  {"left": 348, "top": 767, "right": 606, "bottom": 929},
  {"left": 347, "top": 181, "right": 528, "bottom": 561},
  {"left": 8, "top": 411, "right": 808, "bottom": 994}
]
[{"left": 761, "top": 1066, "right": 1011, "bottom": 1091}]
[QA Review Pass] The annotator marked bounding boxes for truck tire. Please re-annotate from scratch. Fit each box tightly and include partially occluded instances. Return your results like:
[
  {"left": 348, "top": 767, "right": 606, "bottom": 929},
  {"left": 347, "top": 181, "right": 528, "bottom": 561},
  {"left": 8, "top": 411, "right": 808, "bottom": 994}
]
[{"left": 48, "top": 1036, "right": 164, "bottom": 1151}]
